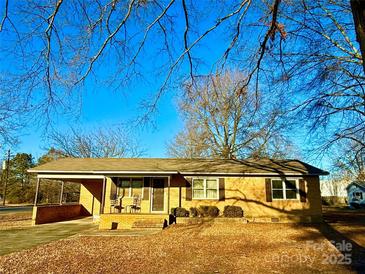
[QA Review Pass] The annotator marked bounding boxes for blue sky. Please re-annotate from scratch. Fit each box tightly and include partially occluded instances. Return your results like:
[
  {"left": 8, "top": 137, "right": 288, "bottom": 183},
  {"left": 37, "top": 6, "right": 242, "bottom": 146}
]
[
  {"left": 15, "top": 79, "right": 183, "bottom": 160},
  {"left": 1, "top": 1, "right": 244, "bottom": 161},
  {"left": 0, "top": 0, "right": 348, "bottom": 172}
]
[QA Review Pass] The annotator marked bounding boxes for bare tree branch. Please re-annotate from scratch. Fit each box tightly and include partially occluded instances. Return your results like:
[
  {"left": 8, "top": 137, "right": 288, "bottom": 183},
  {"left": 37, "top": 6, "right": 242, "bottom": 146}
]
[{"left": 0, "top": 0, "right": 9, "bottom": 32}]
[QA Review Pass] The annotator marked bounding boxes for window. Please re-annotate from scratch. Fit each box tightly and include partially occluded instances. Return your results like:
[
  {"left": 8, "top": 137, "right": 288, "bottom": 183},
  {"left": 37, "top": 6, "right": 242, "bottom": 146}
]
[
  {"left": 271, "top": 179, "right": 298, "bottom": 200},
  {"left": 131, "top": 178, "right": 143, "bottom": 197},
  {"left": 117, "top": 178, "right": 143, "bottom": 198},
  {"left": 354, "top": 192, "right": 363, "bottom": 200},
  {"left": 192, "top": 178, "right": 218, "bottom": 199}
]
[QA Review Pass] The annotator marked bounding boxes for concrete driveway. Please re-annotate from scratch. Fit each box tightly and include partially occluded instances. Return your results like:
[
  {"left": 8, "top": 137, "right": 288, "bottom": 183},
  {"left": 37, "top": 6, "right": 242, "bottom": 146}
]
[{"left": 0, "top": 217, "right": 97, "bottom": 256}]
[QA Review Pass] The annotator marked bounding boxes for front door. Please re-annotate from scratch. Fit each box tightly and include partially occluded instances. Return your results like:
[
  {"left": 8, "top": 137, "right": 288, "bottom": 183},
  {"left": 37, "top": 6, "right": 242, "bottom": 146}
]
[{"left": 151, "top": 178, "right": 165, "bottom": 212}]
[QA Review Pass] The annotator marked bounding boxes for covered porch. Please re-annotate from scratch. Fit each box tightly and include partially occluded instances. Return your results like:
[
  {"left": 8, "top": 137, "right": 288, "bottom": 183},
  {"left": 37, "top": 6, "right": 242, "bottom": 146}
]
[
  {"left": 32, "top": 172, "right": 178, "bottom": 229},
  {"left": 100, "top": 175, "right": 175, "bottom": 230}
]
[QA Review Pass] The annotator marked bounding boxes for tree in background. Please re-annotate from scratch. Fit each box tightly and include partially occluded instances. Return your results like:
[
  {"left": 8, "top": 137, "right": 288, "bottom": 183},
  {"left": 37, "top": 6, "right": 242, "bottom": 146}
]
[
  {"left": 37, "top": 147, "right": 65, "bottom": 165},
  {"left": 5, "top": 153, "right": 34, "bottom": 203},
  {"left": 0, "top": 0, "right": 363, "bottom": 178},
  {"left": 272, "top": 1, "right": 365, "bottom": 160},
  {"left": 35, "top": 148, "right": 76, "bottom": 204},
  {"left": 48, "top": 126, "right": 145, "bottom": 158},
  {"left": 167, "top": 71, "right": 294, "bottom": 159},
  {"left": 333, "top": 140, "right": 365, "bottom": 182},
  {"left": 167, "top": 122, "right": 210, "bottom": 159}
]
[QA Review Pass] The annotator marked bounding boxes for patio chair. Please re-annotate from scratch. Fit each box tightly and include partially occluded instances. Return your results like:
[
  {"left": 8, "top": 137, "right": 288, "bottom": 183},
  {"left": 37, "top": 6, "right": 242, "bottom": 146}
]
[
  {"left": 129, "top": 195, "right": 141, "bottom": 213},
  {"left": 110, "top": 195, "right": 123, "bottom": 213}
]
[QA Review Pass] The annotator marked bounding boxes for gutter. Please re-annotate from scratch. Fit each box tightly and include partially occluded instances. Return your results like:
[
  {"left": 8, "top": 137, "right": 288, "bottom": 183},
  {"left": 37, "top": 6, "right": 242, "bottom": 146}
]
[{"left": 27, "top": 169, "right": 328, "bottom": 176}]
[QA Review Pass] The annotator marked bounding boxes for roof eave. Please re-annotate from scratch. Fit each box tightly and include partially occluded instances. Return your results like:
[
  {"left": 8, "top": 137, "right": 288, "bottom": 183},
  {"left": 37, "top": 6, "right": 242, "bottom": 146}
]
[{"left": 28, "top": 169, "right": 329, "bottom": 176}]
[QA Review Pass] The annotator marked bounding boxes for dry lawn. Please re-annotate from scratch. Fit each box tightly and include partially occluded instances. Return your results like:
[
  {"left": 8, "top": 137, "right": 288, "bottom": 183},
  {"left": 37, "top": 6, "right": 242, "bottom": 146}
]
[
  {"left": 322, "top": 206, "right": 365, "bottom": 247},
  {"left": 0, "top": 222, "right": 359, "bottom": 274},
  {"left": 0, "top": 212, "right": 32, "bottom": 230}
]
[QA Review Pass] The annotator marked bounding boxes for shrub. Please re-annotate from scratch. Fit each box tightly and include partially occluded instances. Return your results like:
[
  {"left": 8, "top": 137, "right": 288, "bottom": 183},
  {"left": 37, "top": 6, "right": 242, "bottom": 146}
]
[
  {"left": 199, "top": 205, "right": 219, "bottom": 217},
  {"left": 189, "top": 207, "right": 200, "bottom": 217},
  {"left": 171, "top": 207, "right": 189, "bottom": 217},
  {"left": 321, "top": 197, "right": 331, "bottom": 206},
  {"left": 223, "top": 205, "right": 243, "bottom": 217}
]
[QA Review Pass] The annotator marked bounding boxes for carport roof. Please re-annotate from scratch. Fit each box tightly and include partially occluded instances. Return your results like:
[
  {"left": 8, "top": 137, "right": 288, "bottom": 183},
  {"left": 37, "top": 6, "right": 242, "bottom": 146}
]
[{"left": 28, "top": 158, "right": 329, "bottom": 176}]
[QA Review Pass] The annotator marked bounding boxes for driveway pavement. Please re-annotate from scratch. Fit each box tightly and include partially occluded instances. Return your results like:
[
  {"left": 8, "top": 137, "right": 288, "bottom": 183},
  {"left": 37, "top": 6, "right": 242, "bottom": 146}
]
[{"left": 0, "top": 217, "right": 97, "bottom": 255}]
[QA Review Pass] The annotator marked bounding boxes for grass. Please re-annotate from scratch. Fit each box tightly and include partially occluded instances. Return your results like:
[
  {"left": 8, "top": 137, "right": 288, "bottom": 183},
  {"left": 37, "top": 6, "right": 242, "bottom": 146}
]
[{"left": 0, "top": 207, "right": 364, "bottom": 273}]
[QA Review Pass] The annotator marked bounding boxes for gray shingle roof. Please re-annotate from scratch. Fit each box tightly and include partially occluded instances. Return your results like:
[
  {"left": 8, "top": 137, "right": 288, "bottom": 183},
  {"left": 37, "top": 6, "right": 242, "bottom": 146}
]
[
  {"left": 28, "top": 158, "right": 329, "bottom": 176},
  {"left": 347, "top": 181, "right": 365, "bottom": 190}
]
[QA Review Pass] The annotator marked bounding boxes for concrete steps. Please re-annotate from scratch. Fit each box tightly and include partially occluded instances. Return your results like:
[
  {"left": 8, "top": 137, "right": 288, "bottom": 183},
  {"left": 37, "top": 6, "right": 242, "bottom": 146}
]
[
  {"left": 99, "top": 213, "right": 169, "bottom": 230},
  {"left": 132, "top": 219, "right": 167, "bottom": 230}
]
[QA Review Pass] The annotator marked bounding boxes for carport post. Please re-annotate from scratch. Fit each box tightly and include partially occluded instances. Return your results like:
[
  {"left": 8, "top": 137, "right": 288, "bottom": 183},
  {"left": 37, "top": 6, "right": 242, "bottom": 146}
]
[
  {"left": 59, "top": 180, "right": 64, "bottom": 205},
  {"left": 167, "top": 176, "right": 171, "bottom": 214},
  {"left": 34, "top": 177, "right": 40, "bottom": 206},
  {"left": 100, "top": 177, "right": 106, "bottom": 215}
]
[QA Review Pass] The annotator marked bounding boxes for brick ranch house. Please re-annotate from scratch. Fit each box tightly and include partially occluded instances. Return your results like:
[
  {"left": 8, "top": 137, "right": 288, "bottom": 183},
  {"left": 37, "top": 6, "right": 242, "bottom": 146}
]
[{"left": 28, "top": 158, "right": 328, "bottom": 228}]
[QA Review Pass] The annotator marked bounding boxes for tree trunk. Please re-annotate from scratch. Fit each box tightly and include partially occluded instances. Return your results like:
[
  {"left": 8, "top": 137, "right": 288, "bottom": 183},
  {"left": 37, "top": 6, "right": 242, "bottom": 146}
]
[{"left": 351, "top": 0, "right": 365, "bottom": 74}]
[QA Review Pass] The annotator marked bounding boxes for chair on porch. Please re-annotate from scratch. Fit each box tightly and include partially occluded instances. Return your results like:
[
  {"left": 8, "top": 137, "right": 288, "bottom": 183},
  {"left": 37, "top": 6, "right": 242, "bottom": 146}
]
[
  {"left": 128, "top": 195, "right": 141, "bottom": 213},
  {"left": 110, "top": 195, "right": 124, "bottom": 213}
]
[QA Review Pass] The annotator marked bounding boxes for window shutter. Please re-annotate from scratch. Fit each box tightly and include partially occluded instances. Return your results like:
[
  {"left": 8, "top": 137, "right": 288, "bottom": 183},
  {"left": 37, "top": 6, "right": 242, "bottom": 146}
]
[
  {"left": 185, "top": 177, "right": 192, "bottom": 201},
  {"left": 143, "top": 177, "right": 150, "bottom": 200},
  {"left": 299, "top": 179, "right": 306, "bottom": 202},
  {"left": 219, "top": 178, "right": 225, "bottom": 200},
  {"left": 265, "top": 178, "right": 272, "bottom": 202},
  {"left": 110, "top": 178, "right": 117, "bottom": 200}
]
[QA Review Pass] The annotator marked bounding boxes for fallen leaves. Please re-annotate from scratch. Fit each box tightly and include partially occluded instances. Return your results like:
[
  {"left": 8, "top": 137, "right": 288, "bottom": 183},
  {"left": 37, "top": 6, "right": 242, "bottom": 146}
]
[{"left": 0, "top": 222, "right": 355, "bottom": 274}]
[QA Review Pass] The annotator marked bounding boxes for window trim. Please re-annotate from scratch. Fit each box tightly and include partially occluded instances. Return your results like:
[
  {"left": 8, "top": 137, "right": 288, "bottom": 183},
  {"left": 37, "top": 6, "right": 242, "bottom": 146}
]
[
  {"left": 271, "top": 178, "right": 299, "bottom": 201},
  {"left": 117, "top": 177, "right": 144, "bottom": 198},
  {"left": 353, "top": 191, "right": 363, "bottom": 200},
  {"left": 192, "top": 177, "right": 219, "bottom": 200}
]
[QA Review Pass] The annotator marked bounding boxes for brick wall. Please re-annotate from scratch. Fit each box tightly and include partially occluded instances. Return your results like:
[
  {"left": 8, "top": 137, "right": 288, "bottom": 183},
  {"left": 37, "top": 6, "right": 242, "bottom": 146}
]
[
  {"left": 32, "top": 204, "right": 90, "bottom": 225},
  {"left": 79, "top": 175, "right": 323, "bottom": 223}
]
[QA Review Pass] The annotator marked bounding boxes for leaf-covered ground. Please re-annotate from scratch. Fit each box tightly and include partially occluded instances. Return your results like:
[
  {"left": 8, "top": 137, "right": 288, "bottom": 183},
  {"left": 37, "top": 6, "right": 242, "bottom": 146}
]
[{"left": 0, "top": 221, "right": 361, "bottom": 274}]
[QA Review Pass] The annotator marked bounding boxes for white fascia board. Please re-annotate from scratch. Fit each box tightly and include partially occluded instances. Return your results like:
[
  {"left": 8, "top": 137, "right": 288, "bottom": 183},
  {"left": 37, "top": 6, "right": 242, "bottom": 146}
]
[
  {"left": 30, "top": 170, "right": 179, "bottom": 175},
  {"left": 92, "top": 171, "right": 178, "bottom": 174},
  {"left": 28, "top": 170, "right": 91, "bottom": 173},
  {"left": 37, "top": 174, "right": 105, "bottom": 179},
  {"left": 179, "top": 172, "right": 312, "bottom": 176}
]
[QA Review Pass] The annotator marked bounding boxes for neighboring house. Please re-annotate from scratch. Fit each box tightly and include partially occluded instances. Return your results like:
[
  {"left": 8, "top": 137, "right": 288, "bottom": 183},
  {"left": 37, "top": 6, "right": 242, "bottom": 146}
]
[
  {"left": 28, "top": 158, "right": 328, "bottom": 227},
  {"left": 346, "top": 181, "right": 365, "bottom": 208}
]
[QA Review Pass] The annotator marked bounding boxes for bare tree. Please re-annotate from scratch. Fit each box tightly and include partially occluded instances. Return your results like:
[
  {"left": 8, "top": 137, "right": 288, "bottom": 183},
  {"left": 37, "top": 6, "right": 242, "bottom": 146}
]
[
  {"left": 167, "top": 122, "right": 210, "bottom": 158},
  {"left": 167, "top": 71, "right": 294, "bottom": 159},
  {"left": 0, "top": 0, "right": 284, "bottom": 133},
  {"left": 351, "top": 0, "right": 365, "bottom": 73},
  {"left": 333, "top": 139, "right": 365, "bottom": 181},
  {"left": 263, "top": 0, "right": 365, "bottom": 161},
  {"left": 0, "top": 0, "right": 363, "bottom": 163},
  {"left": 48, "top": 126, "right": 145, "bottom": 158}
]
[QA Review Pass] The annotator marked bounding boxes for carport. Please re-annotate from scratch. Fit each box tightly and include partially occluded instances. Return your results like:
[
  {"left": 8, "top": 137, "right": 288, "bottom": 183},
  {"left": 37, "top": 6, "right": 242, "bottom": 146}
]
[{"left": 32, "top": 173, "right": 107, "bottom": 225}]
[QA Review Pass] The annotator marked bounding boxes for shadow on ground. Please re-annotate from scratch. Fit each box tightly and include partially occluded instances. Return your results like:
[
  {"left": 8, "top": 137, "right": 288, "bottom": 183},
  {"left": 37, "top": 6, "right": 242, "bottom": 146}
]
[
  {"left": 322, "top": 207, "right": 365, "bottom": 273},
  {"left": 295, "top": 207, "right": 365, "bottom": 273}
]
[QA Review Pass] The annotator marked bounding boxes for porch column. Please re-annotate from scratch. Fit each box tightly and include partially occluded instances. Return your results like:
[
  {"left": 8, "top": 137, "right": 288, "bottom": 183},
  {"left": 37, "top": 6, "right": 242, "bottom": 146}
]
[
  {"left": 34, "top": 177, "right": 40, "bottom": 206},
  {"left": 100, "top": 177, "right": 106, "bottom": 214},
  {"left": 59, "top": 180, "right": 64, "bottom": 205},
  {"left": 167, "top": 176, "right": 171, "bottom": 214}
]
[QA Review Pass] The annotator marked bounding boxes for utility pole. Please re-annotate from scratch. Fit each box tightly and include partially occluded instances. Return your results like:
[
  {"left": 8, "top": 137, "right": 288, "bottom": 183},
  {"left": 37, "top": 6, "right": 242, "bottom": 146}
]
[{"left": 2, "top": 150, "right": 10, "bottom": 207}]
